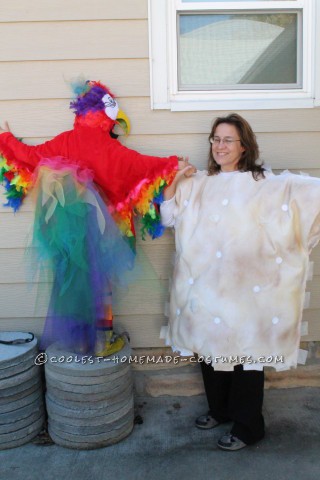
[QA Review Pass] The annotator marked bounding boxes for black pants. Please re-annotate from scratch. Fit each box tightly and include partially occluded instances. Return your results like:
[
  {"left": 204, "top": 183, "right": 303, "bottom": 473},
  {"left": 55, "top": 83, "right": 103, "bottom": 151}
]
[{"left": 200, "top": 361, "right": 265, "bottom": 445}]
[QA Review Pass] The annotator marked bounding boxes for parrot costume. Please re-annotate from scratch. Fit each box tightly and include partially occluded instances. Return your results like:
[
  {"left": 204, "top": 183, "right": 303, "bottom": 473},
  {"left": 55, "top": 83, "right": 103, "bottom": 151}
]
[{"left": 0, "top": 80, "right": 178, "bottom": 355}]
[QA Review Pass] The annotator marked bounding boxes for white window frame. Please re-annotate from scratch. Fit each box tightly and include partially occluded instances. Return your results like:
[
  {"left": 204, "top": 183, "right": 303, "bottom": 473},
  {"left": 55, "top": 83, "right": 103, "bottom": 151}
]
[{"left": 148, "top": 0, "right": 320, "bottom": 111}]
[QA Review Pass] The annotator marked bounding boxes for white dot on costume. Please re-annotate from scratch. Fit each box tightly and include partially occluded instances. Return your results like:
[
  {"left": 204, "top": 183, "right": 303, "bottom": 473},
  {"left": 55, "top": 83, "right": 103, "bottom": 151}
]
[
  {"left": 276, "top": 257, "right": 283, "bottom": 264},
  {"left": 272, "top": 317, "right": 280, "bottom": 325},
  {"left": 176, "top": 308, "right": 181, "bottom": 316},
  {"left": 253, "top": 285, "right": 261, "bottom": 293},
  {"left": 222, "top": 199, "right": 229, "bottom": 206},
  {"left": 188, "top": 278, "right": 194, "bottom": 285},
  {"left": 214, "top": 317, "right": 221, "bottom": 324},
  {"left": 190, "top": 299, "right": 199, "bottom": 313},
  {"left": 210, "top": 214, "right": 220, "bottom": 223},
  {"left": 183, "top": 200, "right": 189, "bottom": 207},
  {"left": 281, "top": 204, "right": 289, "bottom": 212},
  {"left": 216, "top": 251, "right": 222, "bottom": 258}
]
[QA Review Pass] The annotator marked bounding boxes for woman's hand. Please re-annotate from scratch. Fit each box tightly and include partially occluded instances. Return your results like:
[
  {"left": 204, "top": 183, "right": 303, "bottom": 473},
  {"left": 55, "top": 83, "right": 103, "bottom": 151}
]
[
  {"left": 177, "top": 157, "right": 197, "bottom": 178},
  {"left": 176, "top": 164, "right": 196, "bottom": 180},
  {"left": 0, "top": 121, "right": 10, "bottom": 134},
  {"left": 164, "top": 157, "right": 197, "bottom": 200}
]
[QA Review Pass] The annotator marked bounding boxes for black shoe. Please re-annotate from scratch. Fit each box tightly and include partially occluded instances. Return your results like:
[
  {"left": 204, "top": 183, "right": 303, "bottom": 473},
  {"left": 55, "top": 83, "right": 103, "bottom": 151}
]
[
  {"left": 195, "top": 412, "right": 220, "bottom": 429},
  {"left": 217, "top": 432, "right": 247, "bottom": 451}
]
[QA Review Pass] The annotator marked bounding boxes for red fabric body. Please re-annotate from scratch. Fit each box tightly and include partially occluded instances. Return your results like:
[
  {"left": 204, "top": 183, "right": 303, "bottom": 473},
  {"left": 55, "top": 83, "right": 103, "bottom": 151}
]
[{"left": 0, "top": 126, "right": 178, "bottom": 209}]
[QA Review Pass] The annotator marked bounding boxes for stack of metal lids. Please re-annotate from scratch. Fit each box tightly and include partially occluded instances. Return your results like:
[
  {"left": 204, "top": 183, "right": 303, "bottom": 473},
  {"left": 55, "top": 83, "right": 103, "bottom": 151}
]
[
  {"left": 0, "top": 331, "right": 45, "bottom": 450},
  {"left": 45, "top": 341, "right": 134, "bottom": 449}
]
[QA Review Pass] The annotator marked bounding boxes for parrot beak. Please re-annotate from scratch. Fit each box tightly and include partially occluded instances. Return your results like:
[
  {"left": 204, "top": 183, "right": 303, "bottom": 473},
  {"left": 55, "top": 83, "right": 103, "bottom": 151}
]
[{"left": 116, "top": 109, "right": 131, "bottom": 136}]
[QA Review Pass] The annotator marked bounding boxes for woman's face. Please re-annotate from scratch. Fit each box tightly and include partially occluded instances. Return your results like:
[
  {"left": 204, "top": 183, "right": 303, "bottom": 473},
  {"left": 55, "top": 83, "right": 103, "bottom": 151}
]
[{"left": 211, "top": 123, "right": 245, "bottom": 172}]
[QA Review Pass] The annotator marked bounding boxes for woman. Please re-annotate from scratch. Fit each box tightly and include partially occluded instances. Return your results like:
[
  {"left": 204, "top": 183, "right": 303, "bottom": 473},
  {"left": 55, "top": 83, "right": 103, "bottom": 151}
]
[{"left": 161, "top": 113, "right": 320, "bottom": 450}]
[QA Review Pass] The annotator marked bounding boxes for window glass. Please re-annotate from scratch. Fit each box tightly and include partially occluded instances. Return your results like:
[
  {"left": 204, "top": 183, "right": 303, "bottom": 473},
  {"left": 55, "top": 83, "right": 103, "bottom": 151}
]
[
  {"left": 181, "top": 1, "right": 293, "bottom": 3},
  {"left": 178, "top": 13, "right": 299, "bottom": 90}
]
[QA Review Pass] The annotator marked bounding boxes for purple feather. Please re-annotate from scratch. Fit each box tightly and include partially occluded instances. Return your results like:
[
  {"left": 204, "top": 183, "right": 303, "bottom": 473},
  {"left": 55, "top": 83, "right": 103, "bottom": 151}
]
[{"left": 70, "top": 84, "right": 109, "bottom": 117}]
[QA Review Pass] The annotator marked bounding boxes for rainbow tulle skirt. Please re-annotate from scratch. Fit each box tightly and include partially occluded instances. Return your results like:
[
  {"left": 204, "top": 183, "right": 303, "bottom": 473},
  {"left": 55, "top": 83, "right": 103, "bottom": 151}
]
[{"left": 29, "top": 158, "right": 136, "bottom": 353}]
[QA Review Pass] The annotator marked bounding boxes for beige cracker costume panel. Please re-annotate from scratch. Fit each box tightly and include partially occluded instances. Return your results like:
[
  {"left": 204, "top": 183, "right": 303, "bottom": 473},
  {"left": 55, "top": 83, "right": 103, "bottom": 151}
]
[{"left": 160, "top": 170, "right": 320, "bottom": 371}]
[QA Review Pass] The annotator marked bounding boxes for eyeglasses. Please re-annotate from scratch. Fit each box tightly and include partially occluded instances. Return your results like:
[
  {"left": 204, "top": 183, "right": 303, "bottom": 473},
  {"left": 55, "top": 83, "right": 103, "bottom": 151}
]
[{"left": 209, "top": 137, "right": 241, "bottom": 146}]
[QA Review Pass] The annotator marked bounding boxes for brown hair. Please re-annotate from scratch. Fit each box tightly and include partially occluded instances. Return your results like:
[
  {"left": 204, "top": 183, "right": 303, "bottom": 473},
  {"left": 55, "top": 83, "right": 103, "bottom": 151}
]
[{"left": 208, "top": 113, "right": 265, "bottom": 180}]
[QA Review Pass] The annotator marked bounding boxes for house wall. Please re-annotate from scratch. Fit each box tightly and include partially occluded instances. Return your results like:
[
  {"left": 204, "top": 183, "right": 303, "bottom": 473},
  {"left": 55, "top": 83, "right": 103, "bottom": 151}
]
[{"left": 0, "top": 1, "right": 320, "bottom": 379}]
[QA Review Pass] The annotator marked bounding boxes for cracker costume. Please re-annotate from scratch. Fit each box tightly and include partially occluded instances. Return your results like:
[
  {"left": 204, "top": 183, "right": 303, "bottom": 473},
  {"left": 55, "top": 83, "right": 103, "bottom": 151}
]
[{"left": 160, "top": 169, "right": 320, "bottom": 371}]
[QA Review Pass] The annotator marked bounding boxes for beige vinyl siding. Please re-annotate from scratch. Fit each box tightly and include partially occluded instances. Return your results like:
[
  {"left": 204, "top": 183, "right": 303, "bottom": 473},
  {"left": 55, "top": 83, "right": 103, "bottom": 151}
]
[
  {"left": 0, "top": 60, "right": 150, "bottom": 99},
  {"left": 0, "top": 21, "right": 148, "bottom": 61},
  {"left": 0, "top": 0, "right": 320, "bottom": 349},
  {"left": 0, "top": 0, "right": 148, "bottom": 22},
  {"left": 2, "top": 98, "right": 320, "bottom": 135}
]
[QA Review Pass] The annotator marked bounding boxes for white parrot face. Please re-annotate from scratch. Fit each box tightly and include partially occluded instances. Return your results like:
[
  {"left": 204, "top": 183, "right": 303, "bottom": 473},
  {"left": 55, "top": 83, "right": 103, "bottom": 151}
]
[{"left": 102, "top": 93, "right": 119, "bottom": 120}]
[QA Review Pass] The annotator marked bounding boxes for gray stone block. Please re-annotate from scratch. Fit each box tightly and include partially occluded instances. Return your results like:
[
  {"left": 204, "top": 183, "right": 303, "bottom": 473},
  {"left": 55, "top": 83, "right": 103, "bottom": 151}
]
[
  {"left": 0, "top": 376, "right": 41, "bottom": 405},
  {"left": 0, "top": 416, "right": 44, "bottom": 447},
  {"left": 0, "top": 365, "right": 39, "bottom": 390},
  {"left": 45, "top": 366, "right": 130, "bottom": 394},
  {"left": 46, "top": 389, "right": 133, "bottom": 419},
  {"left": 45, "top": 342, "right": 134, "bottom": 449},
  {"left": 48, "top": 420, "right": 133, "bottom": 450},
  {"left": 45, "top": 376, "right": 133, "bottom": 401},
  {"left": 46, "top": 371, "right": 132, "bottom": 397},
  {"left": 45, "top": 363, "right": 131, "bottom": 385},
  {"left": 0, "top": 351, "right": 39, "bottom": 380},
  {"left": 48, "top": 407, "right": 133, "bottom": 435},
  {"left": 46, "top": 396, "right": 133, "bottom": 428},
  {"left": 45, "top": 382, "right": 133, "bottom": 411},
  {"left": 0, "top": 409, "right": 44, "bottom": 434},
  {"left": 0, "top": 390, "right": 43, "bottom": 414},
  {"left": 48, "top": 414, "right": 133, "bottom": 448},
  {"left": 0, "top": 428, "right": 41, "bottom": 450},
  {"left": 0, "top": 394, "right": 44, "bottom": 424}
]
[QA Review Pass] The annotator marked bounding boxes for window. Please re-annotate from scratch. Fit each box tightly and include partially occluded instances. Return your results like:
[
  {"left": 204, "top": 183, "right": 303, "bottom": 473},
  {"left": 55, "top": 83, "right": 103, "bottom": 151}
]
[
  {"left": 178, "top": 11, "right": 300, "bottom": 90},
  {"left": 148, "top": 0, "right": 320, "bottom": 110}
]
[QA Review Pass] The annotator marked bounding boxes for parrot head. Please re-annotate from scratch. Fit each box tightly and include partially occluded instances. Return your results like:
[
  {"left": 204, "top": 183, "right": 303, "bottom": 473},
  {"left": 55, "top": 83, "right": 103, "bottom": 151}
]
[{"left": 70, "top": 80, "right": 130, "bottom": 135}]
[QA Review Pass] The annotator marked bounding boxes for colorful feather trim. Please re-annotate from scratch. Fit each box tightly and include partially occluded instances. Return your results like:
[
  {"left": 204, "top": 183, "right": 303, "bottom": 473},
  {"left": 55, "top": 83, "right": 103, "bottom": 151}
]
[
  {"left": 0, "top": 155, "right": 33, "bottom": 211},
  {"left": 113, "top": 167, "right": 177, "bottom": 240},
  {"left": 0, "top": 150, "right": 176, "bottom": 241}
]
